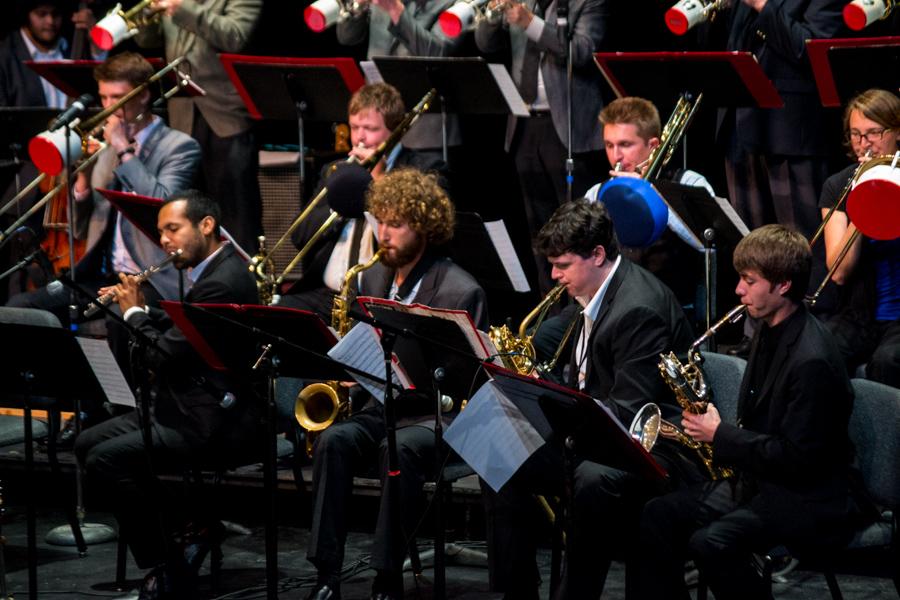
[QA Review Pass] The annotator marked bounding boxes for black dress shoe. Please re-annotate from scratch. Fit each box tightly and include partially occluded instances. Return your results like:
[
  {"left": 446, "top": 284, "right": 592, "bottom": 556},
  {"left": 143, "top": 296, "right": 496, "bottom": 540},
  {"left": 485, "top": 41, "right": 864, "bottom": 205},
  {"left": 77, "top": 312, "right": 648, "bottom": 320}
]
[
  {"left": 182, "top": 520, "right": 225, "bottom": 574},
  {"left": 370, "top": 593, "right": 400, "bottom": 600},
  {"left": 306, "top": 583, "right": 341, "bottom": 600},
  {"left": 138, "top": 562, "right": 195, "bottom": 600}
]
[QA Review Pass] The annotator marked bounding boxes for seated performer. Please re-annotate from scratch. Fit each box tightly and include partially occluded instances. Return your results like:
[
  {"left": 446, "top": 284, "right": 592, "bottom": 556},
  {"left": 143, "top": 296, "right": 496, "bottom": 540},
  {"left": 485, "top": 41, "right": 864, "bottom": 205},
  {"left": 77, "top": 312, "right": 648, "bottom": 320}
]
[
  {"left": 819, "top": 88, "right": 900, "bottom": 388},
  {"left": 482, "top": 198, "right": 703, "bottom": 600},
  {"left": 637, "top": 224, "right": 861, "bottom": 600},
  {"left": 277, "top": 82, "right": 445, "bottom": 316},
  {"left": 7, "top": 51, "right": 201, "bottom": 322},
  {"left": 74, "top": 191, "right": 260, "bottom": 599},
  {"left": 304, "top": 167, "right": 487, "bottom": 600}
]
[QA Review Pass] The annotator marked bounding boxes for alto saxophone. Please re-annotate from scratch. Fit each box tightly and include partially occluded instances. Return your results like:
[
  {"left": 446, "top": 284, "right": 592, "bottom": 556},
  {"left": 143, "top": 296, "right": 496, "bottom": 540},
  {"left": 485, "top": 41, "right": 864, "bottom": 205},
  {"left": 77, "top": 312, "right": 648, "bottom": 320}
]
[{"left": 294, "top": 247, "right": 385, "bottom": 455}]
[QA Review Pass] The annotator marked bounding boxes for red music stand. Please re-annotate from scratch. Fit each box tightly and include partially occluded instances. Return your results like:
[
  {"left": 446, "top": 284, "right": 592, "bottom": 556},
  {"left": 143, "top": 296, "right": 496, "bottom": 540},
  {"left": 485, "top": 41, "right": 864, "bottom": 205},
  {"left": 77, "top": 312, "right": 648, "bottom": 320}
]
[{"left": 806, "top": 36, "right": 900, "bottom": 108}]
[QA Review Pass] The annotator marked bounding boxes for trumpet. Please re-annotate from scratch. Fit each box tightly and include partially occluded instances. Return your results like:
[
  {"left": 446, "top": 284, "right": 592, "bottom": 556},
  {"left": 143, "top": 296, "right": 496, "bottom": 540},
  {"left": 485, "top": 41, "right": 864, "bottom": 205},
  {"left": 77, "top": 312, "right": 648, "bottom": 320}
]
[
  {"left": 304, "top": 0, "right": 368, "bottom": 32},
  {"left": 91, "top": 0, "right": 163, "bottom": 51},
  {"left": 843, "top": 0, "right": 895, "bottom": 31},
  {"left": 665, "top": 0, "right": 729, "bottom": 35},
  {"left": 250, "top": 88, "right": 438, "bottom": 305},
  {"left": 83, "top": 249, "right": 182, "bottom": 317},
  {"left": 28, "top": 57, "right": 188, "bottom": 177},
  {"left": 438, "top": 0, "right": 498, "bottom": 37}
]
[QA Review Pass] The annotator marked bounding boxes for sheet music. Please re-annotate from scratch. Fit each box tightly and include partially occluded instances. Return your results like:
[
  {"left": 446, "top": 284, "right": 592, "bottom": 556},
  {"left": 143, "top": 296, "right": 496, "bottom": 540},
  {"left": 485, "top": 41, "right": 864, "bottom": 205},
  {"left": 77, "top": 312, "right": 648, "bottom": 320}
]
[
  {"left": 360, "top": 61, "right": 384, "bottom": 84},
  {"left": 484, "top": 220, "right": 530, "bottom": 293},
  {"left": 487, "top": 64, "right": 530, "bottom": 117},
  {"left": 75, "top": 337, "right": 135, "bottom": 407},
  {"left": 666, "top": 207, "right": 704, "bottom": 252},
  {"left": 478, "top": 330, "right": 503, "bottom": 366},
  {"left": 714, "top": 195, "right": 750, "bottom": 237},
  {"left": 328, "top": 322, "right": 410, "bottom": 400},
  {"left": 444, "top": 380, "right": 545, "bottom": 492}
]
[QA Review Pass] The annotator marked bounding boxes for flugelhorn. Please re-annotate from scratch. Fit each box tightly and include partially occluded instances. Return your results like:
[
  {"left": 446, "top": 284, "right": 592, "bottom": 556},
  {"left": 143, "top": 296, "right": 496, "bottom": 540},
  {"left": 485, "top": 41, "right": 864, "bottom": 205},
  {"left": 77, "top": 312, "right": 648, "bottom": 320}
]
[
  {"left": 83, "top": 249, "right": 182, "bottom": 317},
  {"left": 28, "top": 57, "right": 187, "bottom": 177},
  {"left": 843, "top": 0, "right": 895, "bottom": 30},
  {"left": 665, "top": 0, "right": 729, "bottom": 35},
  {"left": 91, "top": 0, "right": 163, "bottom": 51},
  {"left": 304, "top": 0, "right": 368, "bottom": 32},
  {"left": 250, "top": 88, "right": 438, "bottom": 304}
]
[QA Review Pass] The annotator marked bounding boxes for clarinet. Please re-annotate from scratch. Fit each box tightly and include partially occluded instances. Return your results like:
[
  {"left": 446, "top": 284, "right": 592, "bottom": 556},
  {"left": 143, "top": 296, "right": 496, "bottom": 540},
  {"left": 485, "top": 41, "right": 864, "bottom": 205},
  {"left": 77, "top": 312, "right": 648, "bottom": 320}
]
[{"left": 83, "top": 249, "right": 182, "bottom": 317}]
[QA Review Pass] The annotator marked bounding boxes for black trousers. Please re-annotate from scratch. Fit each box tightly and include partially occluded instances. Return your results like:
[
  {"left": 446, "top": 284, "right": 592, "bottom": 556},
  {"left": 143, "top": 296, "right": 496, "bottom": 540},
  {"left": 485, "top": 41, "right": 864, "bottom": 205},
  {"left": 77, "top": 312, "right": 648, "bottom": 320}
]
[
  {"left": 307, "top": 405, "right": 439, "bottom": 580},
  {"left": 511, "top": 115, "right": 602, "bottom": 297},
  {"left": 827, "top": 314, "right": 900, "bottom": 388},
  {"left": 74, "top": 411, "right": 193, "bottom": 569},
  {"left": 192, "top": 109, "right": 262, "bottom": 254}
]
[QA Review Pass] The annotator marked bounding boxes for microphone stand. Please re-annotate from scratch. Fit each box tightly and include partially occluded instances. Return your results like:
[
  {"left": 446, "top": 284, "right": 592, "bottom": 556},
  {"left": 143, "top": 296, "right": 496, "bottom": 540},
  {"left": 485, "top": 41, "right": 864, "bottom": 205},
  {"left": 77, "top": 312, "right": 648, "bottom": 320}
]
[{"left": 559, "top": 0, "right": 574, "bottom": 203}]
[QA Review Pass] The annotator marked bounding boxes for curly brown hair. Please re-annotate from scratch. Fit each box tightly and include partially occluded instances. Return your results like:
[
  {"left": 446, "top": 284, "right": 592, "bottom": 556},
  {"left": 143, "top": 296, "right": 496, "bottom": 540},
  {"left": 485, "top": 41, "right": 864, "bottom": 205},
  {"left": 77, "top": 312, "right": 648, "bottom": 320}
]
[
  {"left": 348, "top": 83, "right": 406, "bottom": 132},
  {"left": 366, "top": 168, "right": 455, "bottom": 245}
]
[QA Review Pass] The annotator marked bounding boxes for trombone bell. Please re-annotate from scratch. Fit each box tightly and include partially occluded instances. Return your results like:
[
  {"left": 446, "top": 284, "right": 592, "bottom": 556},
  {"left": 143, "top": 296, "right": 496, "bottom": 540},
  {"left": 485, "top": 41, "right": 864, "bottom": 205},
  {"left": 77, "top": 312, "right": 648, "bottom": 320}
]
[
  {"left": 846, "top": 153, "right": 900, "bottom": 241},
  {"left": 28, "top": 127, "right": 85, "bottom": 176}
]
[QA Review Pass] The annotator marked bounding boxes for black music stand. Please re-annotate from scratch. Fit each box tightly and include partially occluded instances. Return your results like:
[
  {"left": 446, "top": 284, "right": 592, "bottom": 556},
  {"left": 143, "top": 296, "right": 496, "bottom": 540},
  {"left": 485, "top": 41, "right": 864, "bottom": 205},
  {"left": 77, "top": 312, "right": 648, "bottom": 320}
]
[
  {"left": 355, "top": 298, "right": 491, "bottom": 600},
  {"left": 162, "top": 302, "right": 345, "bottom": 600},
  {"left": 806, "top": 36, "right": 900, "bottom": 108},
  {"left": 372, "top": 56, "right": 530, "bottom": 160},
  {"left": 0, "top": 322, "right": 108, "bottom": 599},
  {"left": 451, "top": 212, "right": 531, "bottom": 293},
  {"left": 220, "top": 55, "right": 365, "bottom": 201}
]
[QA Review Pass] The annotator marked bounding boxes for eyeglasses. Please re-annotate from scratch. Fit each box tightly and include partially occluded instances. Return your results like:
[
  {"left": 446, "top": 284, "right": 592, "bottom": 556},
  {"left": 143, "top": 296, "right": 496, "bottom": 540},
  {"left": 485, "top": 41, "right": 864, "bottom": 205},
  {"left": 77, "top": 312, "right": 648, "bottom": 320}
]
[{"left": 848, "top": 128, "right": 889, "bottom": 143}]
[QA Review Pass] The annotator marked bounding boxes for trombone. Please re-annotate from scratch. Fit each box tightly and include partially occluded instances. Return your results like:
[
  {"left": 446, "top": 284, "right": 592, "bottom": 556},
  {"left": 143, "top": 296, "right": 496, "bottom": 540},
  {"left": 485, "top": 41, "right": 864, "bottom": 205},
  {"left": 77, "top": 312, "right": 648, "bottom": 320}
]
[
  {"left": 28, "top": 56, "right": 188, "bottom": 177},
  {"left": 91, "top": 0, "right": 163, "bottom": 51},
  {"left": 250, "top": 88, "right": 438, "bottom": 304}
]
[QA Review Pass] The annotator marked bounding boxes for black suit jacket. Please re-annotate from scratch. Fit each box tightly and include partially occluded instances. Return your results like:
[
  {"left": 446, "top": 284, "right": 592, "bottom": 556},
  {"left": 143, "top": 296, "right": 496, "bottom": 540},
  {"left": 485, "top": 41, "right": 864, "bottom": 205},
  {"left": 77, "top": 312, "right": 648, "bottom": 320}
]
[
  {"left": 129, "top": 244, "right": 260, "bottom": 448},
  {"left": 0, "top": 30, "right": 56, "bottom": 107},
  {"left": 569, "top": 258, "right": 695, "bottom": 427},
  {"left": 287, "top": 149, "right": 448, "bottom": 296},
  {"left": 714, "top": 305, "right": 855, "bottom": 526},
  {"left": 718, "top": 0, "right": 845, "bottom": 157}
]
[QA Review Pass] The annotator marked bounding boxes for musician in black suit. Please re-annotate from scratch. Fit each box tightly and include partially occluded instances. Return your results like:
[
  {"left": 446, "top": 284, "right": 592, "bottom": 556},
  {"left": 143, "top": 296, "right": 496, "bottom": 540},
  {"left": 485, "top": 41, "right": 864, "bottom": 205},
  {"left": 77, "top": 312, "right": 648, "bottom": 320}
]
[
  {"left": 718, "top": 0, "right": 845, "bottom": 239},
  {"left": 637, "top": 224, "right": 860, "bottom": 600},
  {"left": 483, "top": 198, "right": 701, "bottom": 599},
  {"left": 278, "top": 83, "right": 446, "bottom": 317},
  {"left": 304, "top": 168, "right": 487, "bottom": 600},
  {"left": 74, "top": 190, "right": 261, "bottom": 599}
]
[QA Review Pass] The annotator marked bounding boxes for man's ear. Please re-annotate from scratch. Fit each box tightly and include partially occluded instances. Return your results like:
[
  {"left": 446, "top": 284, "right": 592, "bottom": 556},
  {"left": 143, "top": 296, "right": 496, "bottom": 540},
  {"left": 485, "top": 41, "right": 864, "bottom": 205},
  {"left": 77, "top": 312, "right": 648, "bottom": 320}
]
[
  {"left": 592, "top": 245, "right": 607, "bottom": 266},
  {"left": 776, "top": 280, "right": 792, "bottom": 297},
  {"left": 199, "top": 215, "right": 215, "bottom": 236},
  {"left": 647, "top": 136, "right": 661, "bottom": 151}
]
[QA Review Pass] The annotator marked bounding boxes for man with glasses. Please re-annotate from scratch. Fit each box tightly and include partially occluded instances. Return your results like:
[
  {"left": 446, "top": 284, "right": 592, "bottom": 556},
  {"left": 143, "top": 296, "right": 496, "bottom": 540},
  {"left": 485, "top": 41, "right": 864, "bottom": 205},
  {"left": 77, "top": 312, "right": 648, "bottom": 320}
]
[{"left": 818, "top": 88, "right": 900, "bottom": 388}]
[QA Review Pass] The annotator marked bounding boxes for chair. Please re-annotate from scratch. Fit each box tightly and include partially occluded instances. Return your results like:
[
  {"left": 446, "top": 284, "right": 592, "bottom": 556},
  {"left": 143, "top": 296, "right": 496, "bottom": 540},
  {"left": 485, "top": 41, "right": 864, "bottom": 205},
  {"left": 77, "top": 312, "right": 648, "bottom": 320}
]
[{"left": 699, "top": 351, "right": 747, "bottom": 424}]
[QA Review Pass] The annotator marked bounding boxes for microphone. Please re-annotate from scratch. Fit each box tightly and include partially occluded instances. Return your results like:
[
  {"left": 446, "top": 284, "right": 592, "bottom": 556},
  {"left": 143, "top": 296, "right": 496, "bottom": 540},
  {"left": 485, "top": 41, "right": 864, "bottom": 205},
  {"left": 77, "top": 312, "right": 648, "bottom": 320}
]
[{"left": 48, "top": 93, "right": 93, "bottom": 132}]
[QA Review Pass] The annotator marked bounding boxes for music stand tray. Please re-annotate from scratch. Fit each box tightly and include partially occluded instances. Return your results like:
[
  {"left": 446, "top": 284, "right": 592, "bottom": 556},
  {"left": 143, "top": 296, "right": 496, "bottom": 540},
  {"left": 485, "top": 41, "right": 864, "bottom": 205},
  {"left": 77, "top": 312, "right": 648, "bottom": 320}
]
[
  {"left": 593, "top": 51, "right": 783, "bottom": 111},
  {"left": 806, "top": 36, "right": 900, "bottom": 108}
]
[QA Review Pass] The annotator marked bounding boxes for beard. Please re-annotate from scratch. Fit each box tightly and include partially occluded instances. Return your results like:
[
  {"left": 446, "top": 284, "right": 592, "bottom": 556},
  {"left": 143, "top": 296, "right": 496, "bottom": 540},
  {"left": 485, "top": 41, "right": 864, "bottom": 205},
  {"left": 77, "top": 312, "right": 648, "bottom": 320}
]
[{"left": 381, "top": 235, "right": 426, "bottom": 269}]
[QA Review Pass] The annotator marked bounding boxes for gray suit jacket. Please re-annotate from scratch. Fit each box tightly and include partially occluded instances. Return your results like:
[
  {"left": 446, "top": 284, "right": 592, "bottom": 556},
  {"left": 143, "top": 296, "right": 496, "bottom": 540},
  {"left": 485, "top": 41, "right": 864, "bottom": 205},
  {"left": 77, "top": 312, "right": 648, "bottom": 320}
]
[
  {"left": 475, "top": 0, "right": 608, "bottom": 153},
  {"left": 74, "top": 122, "right": 201, "bottom": 300},
  {"left": 136, "top": 0, "right": 262, "bottom": 138},
  {"left": 338, "top": 0, "right": 463, "bottom": 149}
]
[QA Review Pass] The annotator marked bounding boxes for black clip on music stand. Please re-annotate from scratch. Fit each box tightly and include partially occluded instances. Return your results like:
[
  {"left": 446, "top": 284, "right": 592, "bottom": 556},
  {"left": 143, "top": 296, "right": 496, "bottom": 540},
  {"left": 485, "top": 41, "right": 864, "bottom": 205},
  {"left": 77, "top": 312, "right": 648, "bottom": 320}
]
[
  {"left": 0, "top": 321, "right": 109, "bottom": 599},
  {"left": 372, "top": 56, "right": 529, "bottom": 162},
  {"left": 806, "top": 36, "right": 900, "bottom": 108},
  {"left": 219, "top": 55, "right": 365, "bottom": 204},
  {"left": 163, "top": 302, "right": 362, "bottom": 600},
  {"left": 351, "top": 301, "right": 491, "bottom": 600}
]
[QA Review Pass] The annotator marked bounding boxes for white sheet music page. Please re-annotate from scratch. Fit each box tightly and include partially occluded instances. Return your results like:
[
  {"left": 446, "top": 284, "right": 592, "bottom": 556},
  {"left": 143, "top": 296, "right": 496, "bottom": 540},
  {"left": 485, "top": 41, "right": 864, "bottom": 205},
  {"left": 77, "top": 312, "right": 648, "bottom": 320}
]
[
  {"left": 714, "top": 195, "right": 750, "bottom": 237},
  {"left": 360, "top": 61, "right": 384, "bottom": 84},
  {"left": 484, "top": 220, "right": 530, "bottom": 293},
  {"left": 75, "top": 337, "right": 135, "bottom": 407},
  {"left": 487, "top": 64, "right": 530, "bottom": 117},
  {"left": 328, "top": 322, "right": 410, "bottom": 401},
  {"left": 444, "top": 380, "right": 545, "bottom": 492}
]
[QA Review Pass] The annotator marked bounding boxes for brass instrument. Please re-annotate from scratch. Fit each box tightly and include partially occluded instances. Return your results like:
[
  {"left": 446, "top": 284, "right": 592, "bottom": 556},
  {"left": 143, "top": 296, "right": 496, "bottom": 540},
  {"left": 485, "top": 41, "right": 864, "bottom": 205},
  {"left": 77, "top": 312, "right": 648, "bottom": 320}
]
[
  {"left": 807, "top": 151, "right": 900, "bottom": 307},
  {"left": 250, "top": 88, "right": 438, "bottom": 305},
  {"left": 809, "top": 149, "right": 872, "bottom": 247},
  {"left": 91, "top": 0, "right": 163, "bottom": 51},
  {"left": 304, "top": 0, "right": 369, "bottom": 32},
  {"left": 489, "top": 283, "right": 579, "bottom": 377},
  {"left": 665, "top": 0, "right": 729, "bottom": 35},
  {"left": 437, "top": 0, "right": 493, "bottom": 37},
  {"left": 843, "top": 0, "right": 896, "bottom": 31},
  {"left": 83, "top": 250, "right": 182, "bottom": 317},
  {"left": 28, "top": 57, "right": 188, "bottom": 177},
  {"left": 642, "top": 92, "right": 703, "bottom": 181},
  {"left": 634, "top": 304, "right": 746, "bottom": 480},
  {"left": 294, "top": 248, "right": 386, "bottom": 455}
]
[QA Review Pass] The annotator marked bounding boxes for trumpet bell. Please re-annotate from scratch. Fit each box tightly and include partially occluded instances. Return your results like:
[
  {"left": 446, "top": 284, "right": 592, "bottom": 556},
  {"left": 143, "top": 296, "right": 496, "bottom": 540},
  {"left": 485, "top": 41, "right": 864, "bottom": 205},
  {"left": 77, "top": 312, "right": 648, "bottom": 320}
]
[
  {"left": 847, "top": 155, "right": 900, "bottom": 241},
  {"left": 597, "top": 177, "right": 669, "bottom": 247},
  {"left": 28, "top": 128, "right": 84, "bottom": 176},
  {"left": 843, "top": 0, "right": 891, "bottom": 31},
  {"left": 439, "top": 2, "right": 476, "bottom": 37},
  {"left": 665, "top": 0, "right": 706, "bottom": 35},
  {"left": 305, "top": 0, "right": 342, "bottom": 32},
  {"left": 91, "top": 7, "right": 136, "bottom": 51}
]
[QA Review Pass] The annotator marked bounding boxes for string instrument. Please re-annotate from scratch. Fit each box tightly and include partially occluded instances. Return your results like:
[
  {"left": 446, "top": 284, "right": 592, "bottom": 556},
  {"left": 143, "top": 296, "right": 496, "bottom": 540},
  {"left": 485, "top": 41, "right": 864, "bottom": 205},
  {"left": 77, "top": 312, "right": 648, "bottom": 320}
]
[
  {"left": 70, "top": 1, "right": 92, "bottom": 61},
  {"left": 38, "top": 174, "right": 86, "bottom": 276}
]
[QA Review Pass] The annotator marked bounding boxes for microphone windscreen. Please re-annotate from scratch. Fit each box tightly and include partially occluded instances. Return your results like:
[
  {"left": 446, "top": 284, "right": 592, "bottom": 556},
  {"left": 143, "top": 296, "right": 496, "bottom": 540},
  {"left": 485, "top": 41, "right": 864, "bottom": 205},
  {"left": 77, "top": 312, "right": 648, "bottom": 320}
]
[{"left": 325, "top": 162, "right": 373, "bottom": 218}]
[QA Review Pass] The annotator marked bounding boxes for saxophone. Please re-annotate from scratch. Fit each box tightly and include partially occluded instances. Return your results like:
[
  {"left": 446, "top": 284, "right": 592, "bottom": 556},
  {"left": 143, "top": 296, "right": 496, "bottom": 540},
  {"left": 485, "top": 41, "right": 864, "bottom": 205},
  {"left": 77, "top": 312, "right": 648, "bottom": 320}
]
[
  {"left": 294, "top": 248, "right": 385, "bottom": 455},
  {"left": 633, "top": 304, "right": 746, "bottom": 480}
]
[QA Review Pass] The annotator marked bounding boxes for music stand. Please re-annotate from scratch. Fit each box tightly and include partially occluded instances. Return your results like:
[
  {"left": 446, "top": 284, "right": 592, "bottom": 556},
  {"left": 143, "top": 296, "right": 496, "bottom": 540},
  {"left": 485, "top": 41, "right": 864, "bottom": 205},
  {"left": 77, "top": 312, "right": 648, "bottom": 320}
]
[
  {"left": 806, "top": 36, "right": 900, "bottom": 108},
  {"left": 451, "top": 212, "right": 530, "bottom": 293},
  {"left": 219, "top": 54, "right": 365, "bottom": 201},
  {"left": 96, "top": 189, "right": 250, "bottom": 260},
  {"left": 0, "top": 322, "right": 114, "bottom": 599},
  {"left": 372, "top": 56, "right": 529, "bottom": 160},
  {"left": 162, "top": 302, "right": 347, "bottom": 600}
]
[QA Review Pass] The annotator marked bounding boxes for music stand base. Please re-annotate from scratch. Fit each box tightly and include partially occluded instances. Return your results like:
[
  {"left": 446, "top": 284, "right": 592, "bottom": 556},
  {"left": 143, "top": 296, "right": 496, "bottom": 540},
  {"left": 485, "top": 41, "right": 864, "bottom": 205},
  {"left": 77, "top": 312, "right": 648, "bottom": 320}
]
[
  {"left": 403, "top": 543, "right": 488, "bottom": 571},
  {"left": 45, "top": 522, "right": 116, "bottom": 546}
]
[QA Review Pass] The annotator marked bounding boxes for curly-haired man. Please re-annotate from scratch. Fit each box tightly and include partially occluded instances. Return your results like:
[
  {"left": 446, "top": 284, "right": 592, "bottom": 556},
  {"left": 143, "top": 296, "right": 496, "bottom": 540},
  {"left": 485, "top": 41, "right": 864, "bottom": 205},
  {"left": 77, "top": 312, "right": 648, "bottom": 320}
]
[{"left": 304, "top": 167, "right": 487, "bottom": 600}]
